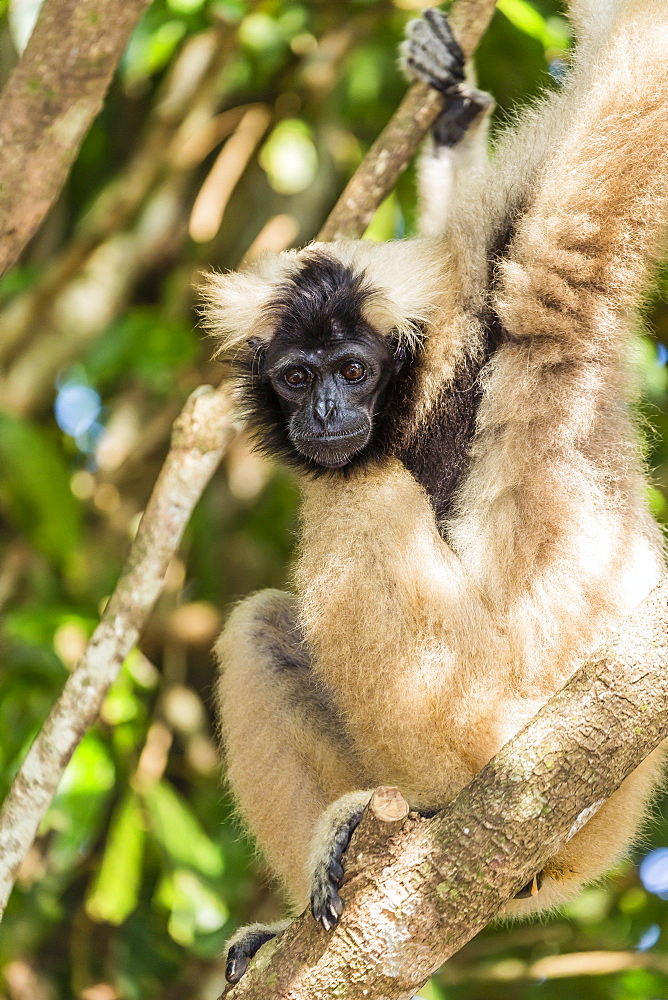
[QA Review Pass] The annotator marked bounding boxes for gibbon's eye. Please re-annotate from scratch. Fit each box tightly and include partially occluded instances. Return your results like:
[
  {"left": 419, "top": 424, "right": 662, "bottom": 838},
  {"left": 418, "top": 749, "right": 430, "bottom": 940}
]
[
  {"left": 284, "top": 366, "right": 311, "bottom": 387},
  {"left": 340, "top": 360, "right": 366, "bottom": 383}
]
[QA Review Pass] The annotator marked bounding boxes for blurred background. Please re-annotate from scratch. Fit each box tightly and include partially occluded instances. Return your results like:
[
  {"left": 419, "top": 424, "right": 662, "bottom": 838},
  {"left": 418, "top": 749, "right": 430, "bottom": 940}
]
[{"left": 0, "top": 0, "right": 667, "bottom": 997}]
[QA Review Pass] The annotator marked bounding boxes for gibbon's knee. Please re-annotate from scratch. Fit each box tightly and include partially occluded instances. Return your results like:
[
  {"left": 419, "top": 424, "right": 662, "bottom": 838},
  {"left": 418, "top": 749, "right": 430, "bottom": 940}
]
[
  {"left": 215, "top": 589, "right": 366, "bottom": 906},
  {"left": 215, "top": 588, "right": 306, "bottom": 687}
]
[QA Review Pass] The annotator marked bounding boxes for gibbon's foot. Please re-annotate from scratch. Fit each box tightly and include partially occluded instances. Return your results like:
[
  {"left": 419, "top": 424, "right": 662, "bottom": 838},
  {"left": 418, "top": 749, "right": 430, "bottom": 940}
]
[
  {"left": 224, "top": 920, "right": 289, "bottom": 984},
  {"left": 400, "top": 8, "right": 493, "bottom": 147},
  {"left": 513, "top": 871, "right": 544, "bottom": 899},
  {"left": 310, "top": 803, "right": 366, "bottom": 931}
]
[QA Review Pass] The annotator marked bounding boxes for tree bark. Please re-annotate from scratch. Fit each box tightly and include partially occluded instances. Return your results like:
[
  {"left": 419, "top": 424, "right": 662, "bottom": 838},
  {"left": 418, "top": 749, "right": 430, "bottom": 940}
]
[
  {"left": 217, "top": 577, "right": 668, "bottom": 1000},
  {"left": 0, "top": 0, "right": 151, "bottom": 276}
]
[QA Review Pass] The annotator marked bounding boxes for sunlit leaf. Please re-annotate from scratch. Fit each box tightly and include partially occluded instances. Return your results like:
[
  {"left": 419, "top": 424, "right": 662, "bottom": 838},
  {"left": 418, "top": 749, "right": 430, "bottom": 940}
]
[
  {"left": 363, "top": 192, "right": 403, "bottom": 242},
  {"left": 346, "top": 45, "right": 384, "bottom": 105},
  {"left": 45, "top": 732, "right": 116, "bottom": 871},
  {"left": 166, "top": 0, "right": 205, "bottom": 12},
  {"left": 142, "top": 779, "right": 224, "bottom": 877},
  {"left": 238, "top": 12, "right": 284, "bottom": 52},
  {"left": 259, "top": 119, "right": 318, "bottom": 195},
  {"left": 647, "top": 486, "right": 667, "bottom": 519},
  {"left": 636, "top": 336, "right": 668, "bottom": 399},
  {"left": 86, "top": 792, "right": 145, "bottom": 925},
  {"left": 497, "top": 0, "right": 569, "bottom": 51},
  {"left": 562, "top": 885, "right": 613, "bottom": 924},
  {"left": 156, "top": 869, "right": 228, "bottom": 945},
  {"left": 123, "top": 18, "right": 187, "bottom": 83}
]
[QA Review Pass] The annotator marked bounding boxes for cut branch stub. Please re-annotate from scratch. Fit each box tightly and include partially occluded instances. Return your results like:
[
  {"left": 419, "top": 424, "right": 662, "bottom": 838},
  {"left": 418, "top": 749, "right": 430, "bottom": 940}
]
[{"left": 342, "top": 786, "right": 412, "bottom": 885}]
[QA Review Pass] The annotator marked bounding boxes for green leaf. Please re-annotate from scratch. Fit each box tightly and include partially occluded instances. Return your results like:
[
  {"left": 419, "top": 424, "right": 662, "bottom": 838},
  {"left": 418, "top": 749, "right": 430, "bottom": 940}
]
[
  {"left": 86, "top": 791, "right": 145, "bottom": 925},
  {"left": 123, "top": 18, "right": 188, "bottom": 83},
  {"left": 0, "top": 414, "right": 81, "bottom": 564},
  {"left": 155, "top": 869, "right": 228, "bottom": 945},
  {"left": 497, "top": 0, "right": 569, "bottom": 51},
  {"left": 142, "top": 779, "right": 223, "bottom": 877},
  {"left": 364, "top": 192, "right": 402, "bottom": 242},
  {"left": 86, "top": 307, "right": 198, "bottom": 393},
  {"left": 45, "top": 732, "right": 116, "bottom": 871}
]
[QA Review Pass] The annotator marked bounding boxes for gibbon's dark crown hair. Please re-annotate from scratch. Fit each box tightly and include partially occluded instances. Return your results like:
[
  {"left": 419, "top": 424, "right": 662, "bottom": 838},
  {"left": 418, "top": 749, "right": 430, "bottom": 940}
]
[
  {"left": 229, "top": 252, "right": 423, "bottom": 475},
  {"left": 262, "top": 252, "right": 374, "bottom": 348}
]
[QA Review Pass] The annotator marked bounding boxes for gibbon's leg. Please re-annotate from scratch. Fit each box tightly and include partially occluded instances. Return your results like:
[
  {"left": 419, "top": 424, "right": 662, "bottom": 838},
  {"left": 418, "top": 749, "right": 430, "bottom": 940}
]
[
  {"left": 400, "top": 8, "right": 492, "bottom": 235},
  {"left": 215, "top": 590, "right": 368, "bottom": 980}
]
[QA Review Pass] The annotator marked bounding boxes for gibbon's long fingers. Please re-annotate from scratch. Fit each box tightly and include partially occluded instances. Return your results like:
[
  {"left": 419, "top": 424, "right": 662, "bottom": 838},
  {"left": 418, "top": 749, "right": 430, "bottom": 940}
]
[
  {"left": 400, "top": 9, "right": 465, "bottom": 93},
  {"left": 513, "top": 870, "right": 544, "bottom": 899},
  {"left": 310, "top": 806, "right": 365, "bottom": 931}
]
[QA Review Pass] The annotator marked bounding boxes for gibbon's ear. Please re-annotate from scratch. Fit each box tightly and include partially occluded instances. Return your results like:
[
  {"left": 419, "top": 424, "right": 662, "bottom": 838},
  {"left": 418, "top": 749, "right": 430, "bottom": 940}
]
[
  {"left": 320, "top": 237, "right": 444, "bottom": 350},
  {"left": 199, "top": 251, "right": 301, "bottom": 358}
]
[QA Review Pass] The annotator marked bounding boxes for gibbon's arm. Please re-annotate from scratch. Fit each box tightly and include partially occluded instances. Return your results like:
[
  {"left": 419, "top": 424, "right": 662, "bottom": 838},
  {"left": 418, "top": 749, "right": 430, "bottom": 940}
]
[
  {"left": 401, "top": 8, "right": 492, "bottom": 236},
  {"left": 446, "top": 0, "right": 668, "bottom": 619},
  {"left": 497, "top": 5, "right": 668, "bottom": 352}
]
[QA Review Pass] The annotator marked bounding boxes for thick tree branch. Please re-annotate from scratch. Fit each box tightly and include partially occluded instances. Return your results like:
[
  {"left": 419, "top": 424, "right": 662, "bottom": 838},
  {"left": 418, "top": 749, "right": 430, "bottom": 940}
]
[
  {"left": 0, "top": 0, "right": 151, "bottom": 277},
  {"left": 217, "top": 577, "right": 668, "bottom": 1000}
]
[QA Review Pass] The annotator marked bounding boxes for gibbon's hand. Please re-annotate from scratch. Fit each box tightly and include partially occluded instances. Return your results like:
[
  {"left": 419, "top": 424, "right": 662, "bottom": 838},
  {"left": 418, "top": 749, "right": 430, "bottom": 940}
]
[
  {"left": 400, "top": 8, "right": 493, "bottom": 147},
  {"left": 400, "top": 7, "right": 466, "bottom": 93}
]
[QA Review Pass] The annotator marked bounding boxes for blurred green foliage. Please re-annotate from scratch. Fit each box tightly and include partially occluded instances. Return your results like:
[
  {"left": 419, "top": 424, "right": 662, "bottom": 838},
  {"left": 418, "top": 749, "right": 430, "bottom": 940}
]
[{"left": 0, "top": 0, "right": 667, "bottom": 998}]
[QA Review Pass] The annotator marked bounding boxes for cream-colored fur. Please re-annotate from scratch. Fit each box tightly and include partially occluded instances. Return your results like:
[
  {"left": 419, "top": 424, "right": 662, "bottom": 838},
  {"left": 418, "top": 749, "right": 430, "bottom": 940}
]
[
  {"left": 213, "top": 0, "right": 668, "bottom": 929},
  {"left": 201, "top": 237, "right": 444, "bottom": 356}
]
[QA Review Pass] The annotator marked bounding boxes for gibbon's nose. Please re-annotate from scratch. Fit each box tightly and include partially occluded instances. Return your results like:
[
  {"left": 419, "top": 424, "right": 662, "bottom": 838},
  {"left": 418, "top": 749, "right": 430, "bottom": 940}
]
[{"left": 313, "top": 397, "right": 336, "bottom": 429}]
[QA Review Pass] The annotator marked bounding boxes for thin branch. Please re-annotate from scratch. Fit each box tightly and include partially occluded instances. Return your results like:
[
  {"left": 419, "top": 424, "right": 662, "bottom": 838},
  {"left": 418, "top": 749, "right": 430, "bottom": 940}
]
[
  {"left": 318, "top": 0, "right": 498, "bottom": 241},
  {"left": 440, "top": 948, "right": 668, "bottom": 985},
  {"left": 217, "top": 577, "right": 668, "bottom": 1000},
  {"left": 0, "top": 388, "right": 238, "bottom": 914},
  {"left": 0, "top": 0, "right": 151, "bottom": 277},
  {"left": 0, "top": 0, "right": 495, "bottom": 920}
]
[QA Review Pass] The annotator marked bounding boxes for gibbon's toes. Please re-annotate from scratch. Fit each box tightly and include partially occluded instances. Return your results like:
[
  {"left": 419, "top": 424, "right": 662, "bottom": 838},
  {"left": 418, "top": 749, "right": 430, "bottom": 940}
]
[
  {"left": 513, "top": 871, "right": 544, "bottom": 899},
  {"left": 400, "top": 8, "right": 465, "bottom": 93},
  {"left": 310, "top": 805, "right": 364, "bottom": 931},
  {"left": 224, "top": 926, "right": 278, "bottom": 984},
  {"left": 311, "top": 877, "right": 345, "bottom": 932}
]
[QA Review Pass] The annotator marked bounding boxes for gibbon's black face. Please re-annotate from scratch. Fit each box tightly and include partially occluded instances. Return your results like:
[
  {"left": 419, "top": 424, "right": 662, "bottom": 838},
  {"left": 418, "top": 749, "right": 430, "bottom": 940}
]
[
  {"left": 235, "top": 252, "right": 417, "bottom": 473},
  {"left": 263, "top": 329, "right": 402, "bottom": 468}
]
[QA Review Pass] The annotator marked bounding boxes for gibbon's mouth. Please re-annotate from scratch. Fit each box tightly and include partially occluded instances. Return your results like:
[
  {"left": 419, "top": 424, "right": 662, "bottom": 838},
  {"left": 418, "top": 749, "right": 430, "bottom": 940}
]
[{"left": 290, "top": 426, "right": 371, "bottom": 468}]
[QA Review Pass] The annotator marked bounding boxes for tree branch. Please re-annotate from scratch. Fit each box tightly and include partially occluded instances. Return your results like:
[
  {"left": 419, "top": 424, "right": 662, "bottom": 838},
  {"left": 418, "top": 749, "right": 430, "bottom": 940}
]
[
  {"left": 217, "top": 577, "right": 668, "bottom": 1000},
  {"left": 318, "top": 0, "right": 498, "bottom": 241},
  {"left": 0, "top": 0, "right": 151, "bottom": 277},
  {"left": 0, "top": 388, "right": 237, "bottom": 914}
]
